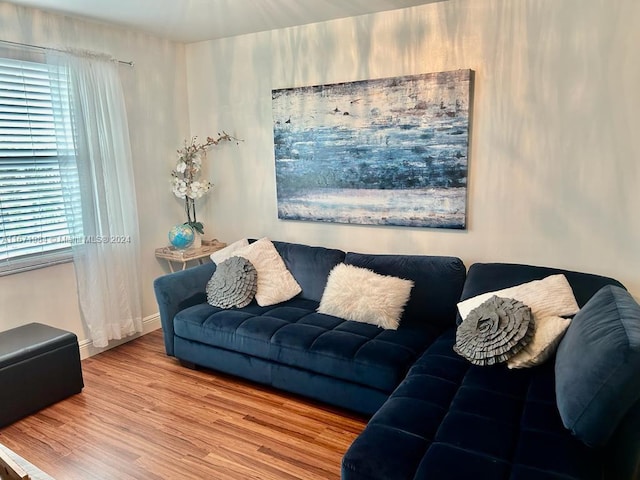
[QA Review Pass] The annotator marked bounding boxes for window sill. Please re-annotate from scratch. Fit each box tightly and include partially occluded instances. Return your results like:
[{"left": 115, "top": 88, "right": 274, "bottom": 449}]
[{"left": 0, "top": 250, "right": 74, "bottom": 277}]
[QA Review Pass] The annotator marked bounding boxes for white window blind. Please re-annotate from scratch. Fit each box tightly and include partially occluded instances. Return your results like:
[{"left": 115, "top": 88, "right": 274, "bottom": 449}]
[{"left": 0, "top": 57, "right": 75, "bottom": 274}]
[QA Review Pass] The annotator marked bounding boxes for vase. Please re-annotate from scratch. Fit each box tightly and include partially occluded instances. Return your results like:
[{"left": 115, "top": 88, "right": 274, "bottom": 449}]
[{"left": 190, "top": 232, "right": 202, "bottom": 250}]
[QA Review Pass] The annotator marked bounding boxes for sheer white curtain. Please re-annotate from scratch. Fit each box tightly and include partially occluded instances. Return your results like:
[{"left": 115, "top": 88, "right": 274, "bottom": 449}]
[{"left": 48, "top": 51, "right": 142, "bottom": 347}]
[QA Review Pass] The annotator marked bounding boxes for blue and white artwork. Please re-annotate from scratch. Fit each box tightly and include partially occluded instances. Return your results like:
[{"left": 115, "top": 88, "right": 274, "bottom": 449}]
[{"left": 272, "top": 69, "right": 473, "bottom": 229}]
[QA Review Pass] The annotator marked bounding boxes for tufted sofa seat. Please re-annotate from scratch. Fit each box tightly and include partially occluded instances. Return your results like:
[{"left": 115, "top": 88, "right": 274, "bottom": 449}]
[
  {"left": 174, "top": 298, "right": 440, "bottom": 394},
  {"left": 342, "top": 329, "right": 603, "bottom": 480}
]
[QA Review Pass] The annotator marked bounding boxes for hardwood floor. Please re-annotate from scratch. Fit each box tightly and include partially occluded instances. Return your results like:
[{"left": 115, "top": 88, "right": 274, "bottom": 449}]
[{"left": 0, "top": 330, "right": 367, "bottom": 479}]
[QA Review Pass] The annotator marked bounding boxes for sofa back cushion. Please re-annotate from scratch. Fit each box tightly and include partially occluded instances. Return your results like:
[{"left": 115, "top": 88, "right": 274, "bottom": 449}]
[
  {"left": 344, "top": 252, "right": 466, "bottom": 330},
  {"left": 459, "top": 263, "right": 624, "bottom": 313},
  {"left": 555, "top": 285, "right": 640, "bottom": 448},
  {"left": 271, "top": 241, "right": 346, "bottom": 302}
]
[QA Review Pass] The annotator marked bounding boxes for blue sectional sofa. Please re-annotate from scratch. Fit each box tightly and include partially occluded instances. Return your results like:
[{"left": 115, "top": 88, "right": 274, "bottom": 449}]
[{"left": 154, "top": 240, "right": 640, "bottom": 480}]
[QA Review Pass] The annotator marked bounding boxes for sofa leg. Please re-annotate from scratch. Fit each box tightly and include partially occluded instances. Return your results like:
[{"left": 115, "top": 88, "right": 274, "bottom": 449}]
[{"left": 179, "top": 360, "right": 198, "bottom": 370}]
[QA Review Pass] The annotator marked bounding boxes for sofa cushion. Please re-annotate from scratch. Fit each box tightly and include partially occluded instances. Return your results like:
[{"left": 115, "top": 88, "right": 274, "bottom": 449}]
[
  {"left": 458, "top": 274, "right": 579, "bottom": 368},
  {"left": 209, "top": 238, "right": 249, "bottom": 264},
  {"left": 205, "top": 256, "right": 257, "bottom": 309},
  {"left": 555, "top": 285, "right": 640, "bottom": 447},
  {"left": 234, "top": 237, "right": 301, "bottom": 306},
  {"left": 459, "top": 263, "right": 624, "bottom": 311},
  {"left": 272, "top": 240, "right": 346, "bottom": 302},
  {"left": 458, "top": 263, "right": 624, "bottom": 368},
  {"left": 342, "top": 329, "right": 605, "bottom": 480},
  {"left": 318, "top": 264, "right": 414, "bottom": 330},
  {"left": 454, "top": 296, "right": 534, "bottom": 366},
  {"left": 344, "top": 253, "right": 466, "bottom": 330},
  {"left": 174, "top": 297, "right": 440, "bottom": 393},
  {"left": 458, "top": 274, "right": 579, "bottom": 322}
]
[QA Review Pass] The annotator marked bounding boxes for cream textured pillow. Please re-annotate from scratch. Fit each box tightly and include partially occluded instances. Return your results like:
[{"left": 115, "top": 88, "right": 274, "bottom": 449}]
[
  {"left": 507, "top": 315, "right": 570, "bottom": 368},
  {"left": 318, "top": 263, "right": 414, "bottom": 330},
  {"left": 234, "top": 237, "right": 301, "bottom": 306},
  {"left": 457, "top": 274, "right": 579, "bottom": 368},
  {"left": 209, "top": 238, "right": 249, "bottom": 264}
]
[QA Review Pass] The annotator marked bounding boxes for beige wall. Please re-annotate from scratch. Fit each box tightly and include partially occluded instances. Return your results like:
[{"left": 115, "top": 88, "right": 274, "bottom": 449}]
[
  {"left": 186, "top": 0, "right": 640, "bottom": 298},
  {"left": 0, "top": 2, "right": 190, "bottom": 353}
]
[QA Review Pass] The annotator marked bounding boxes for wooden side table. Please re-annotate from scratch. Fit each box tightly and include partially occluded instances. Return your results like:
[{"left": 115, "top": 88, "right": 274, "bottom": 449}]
[{"left": 155, "top": 240, "right": 227, "bottom": 272}]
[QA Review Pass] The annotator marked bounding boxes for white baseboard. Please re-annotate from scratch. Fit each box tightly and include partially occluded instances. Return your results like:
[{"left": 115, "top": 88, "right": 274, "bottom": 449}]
[{"left": 78, "top": 313, "right": 161, "bottom": 360}]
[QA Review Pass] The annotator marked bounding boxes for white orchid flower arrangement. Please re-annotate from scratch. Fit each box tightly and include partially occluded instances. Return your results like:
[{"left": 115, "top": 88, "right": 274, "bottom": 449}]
[{"left": 171, "top": 132, "right": 240, "bottom": 235}]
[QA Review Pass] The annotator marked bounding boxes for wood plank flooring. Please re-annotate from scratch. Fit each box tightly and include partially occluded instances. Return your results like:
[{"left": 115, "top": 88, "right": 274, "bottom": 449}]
[{"left": 0, "top": 330, "right": 368, "bottom": 479}]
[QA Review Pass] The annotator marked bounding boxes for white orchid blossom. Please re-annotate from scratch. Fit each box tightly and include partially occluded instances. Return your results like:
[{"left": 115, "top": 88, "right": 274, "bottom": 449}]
[
  {"left": 171, "top": 178, "right": 187, "bottom": 199},
  {"left": 170, "top": 133, "right": 239, "bottom": 235}
]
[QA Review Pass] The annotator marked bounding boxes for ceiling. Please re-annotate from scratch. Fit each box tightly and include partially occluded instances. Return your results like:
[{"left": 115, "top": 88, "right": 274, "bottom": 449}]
[{"left": 6, "top": 0, "right": 443, "bottom": 43}]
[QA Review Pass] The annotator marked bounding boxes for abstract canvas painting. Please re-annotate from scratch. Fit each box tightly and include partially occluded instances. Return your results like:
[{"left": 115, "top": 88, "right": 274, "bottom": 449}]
[{"left": 272, "top": 69, "right": 473, "bottom": 229}]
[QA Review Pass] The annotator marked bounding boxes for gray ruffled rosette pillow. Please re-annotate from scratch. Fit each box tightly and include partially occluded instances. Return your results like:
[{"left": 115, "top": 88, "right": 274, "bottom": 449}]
[
  {"left": 454, "top": 295, "right": 534, "bottom": 366},
  {"left": 206, "top": 256, "right": 258, "bottom": 309}
]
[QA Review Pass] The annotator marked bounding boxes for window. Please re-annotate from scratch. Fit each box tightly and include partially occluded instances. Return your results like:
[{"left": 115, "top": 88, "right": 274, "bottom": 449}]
[{"left": 0, "top": 57, "right": 76, "bottom": 274}]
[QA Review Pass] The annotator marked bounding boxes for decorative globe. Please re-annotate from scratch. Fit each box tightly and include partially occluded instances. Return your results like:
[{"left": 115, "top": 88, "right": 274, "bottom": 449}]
[{"left": 168, "top": 224, "right": 195, "bottom": 249}]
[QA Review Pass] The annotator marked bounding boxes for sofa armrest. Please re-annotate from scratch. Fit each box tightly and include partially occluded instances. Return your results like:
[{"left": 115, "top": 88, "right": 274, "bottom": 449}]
[{"left": 153, "top": 262, "right": 216, "bottom": 356}]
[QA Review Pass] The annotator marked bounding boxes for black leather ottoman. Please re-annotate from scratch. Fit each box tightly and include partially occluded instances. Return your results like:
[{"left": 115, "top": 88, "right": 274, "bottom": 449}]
[{"left": 0, "top": 323, "right": 84, "bottom": 428}]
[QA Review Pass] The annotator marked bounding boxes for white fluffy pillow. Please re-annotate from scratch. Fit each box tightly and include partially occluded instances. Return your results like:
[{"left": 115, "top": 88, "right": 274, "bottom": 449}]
[
  {"left": 234, "top": 237, "right": 301, "bottom": 306},
  {"left": 318, "top": 264, "right": 414, "bottom": 330},
  {"left": 209, "top": 238, "right": 249, "bottom": 264},
  {"left": 457, "top": 274, "right": 579, "bottom": 368}
]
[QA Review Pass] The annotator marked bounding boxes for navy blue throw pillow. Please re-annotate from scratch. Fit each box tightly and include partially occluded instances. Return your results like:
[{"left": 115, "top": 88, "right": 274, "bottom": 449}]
[{"left": 555, "top": 285, "right": 640, "bottom": 447}]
